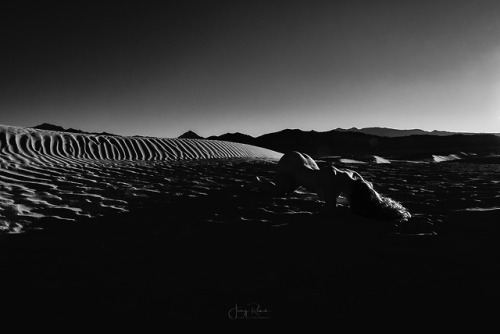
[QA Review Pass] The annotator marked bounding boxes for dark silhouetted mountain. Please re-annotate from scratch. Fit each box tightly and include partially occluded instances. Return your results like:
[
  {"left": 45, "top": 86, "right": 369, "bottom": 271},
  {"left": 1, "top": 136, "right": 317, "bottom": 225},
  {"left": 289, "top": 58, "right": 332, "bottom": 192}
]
[
  {"left": 30, "top": 123, "right": 116, "bottom": 136},
  {"left": 334, "top": 127, "right": 470, "bottom": 137},
  {"left": 255, "top": 129, "right": 379, "bottom": 156},
  {"left": 200, "top": 127, "right": 500, "bottom": 158},
  {"left": 207, "top": 132, "right": 255, "bottom": 145},
  {"left": 250, "top": 128, "right": 500, "bottom": 158},
  {"left": 32, "top": 123, "right": 74, "bottom": 133},
  {"left": 178, "top": 130, "right": 204, "bottom": 139}
]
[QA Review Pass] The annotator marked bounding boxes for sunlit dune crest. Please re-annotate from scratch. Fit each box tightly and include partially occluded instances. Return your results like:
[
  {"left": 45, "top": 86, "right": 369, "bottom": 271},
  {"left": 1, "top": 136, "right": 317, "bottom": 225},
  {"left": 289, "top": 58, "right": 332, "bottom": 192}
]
[
  {"left": 373, "top": 155, "right": 391, "bottom": 164},
  {"left": 339, "top": 158, "right": 366, "bottom": 164},
  {"left": 432, "top": 154, "right": 463, "bottom": 163}
]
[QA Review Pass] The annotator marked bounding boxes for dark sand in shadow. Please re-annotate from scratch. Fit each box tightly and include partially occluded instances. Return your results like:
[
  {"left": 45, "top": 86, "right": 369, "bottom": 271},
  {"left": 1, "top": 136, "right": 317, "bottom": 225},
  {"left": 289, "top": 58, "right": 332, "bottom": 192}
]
[{"left": 1, "top": 159, "right": 499, "bottom": 325}]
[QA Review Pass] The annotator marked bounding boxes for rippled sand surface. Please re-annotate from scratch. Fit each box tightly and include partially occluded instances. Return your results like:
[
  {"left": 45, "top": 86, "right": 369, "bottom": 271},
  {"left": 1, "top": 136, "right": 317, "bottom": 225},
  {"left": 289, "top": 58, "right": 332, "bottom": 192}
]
[{"left": 0, "top": 125, "right": 281, "bottom": 232}]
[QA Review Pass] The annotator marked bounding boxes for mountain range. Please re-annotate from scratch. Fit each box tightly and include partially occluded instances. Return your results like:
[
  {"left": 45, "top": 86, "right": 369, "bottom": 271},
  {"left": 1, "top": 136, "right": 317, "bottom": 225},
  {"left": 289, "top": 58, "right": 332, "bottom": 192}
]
[
  {"left": 31, "top": 123, "right": 117, "bottom": 136},
  {"left": 180, "top": 127, "right": 500, "bottom": 158},
  {"left": 331, "top": 127, "right": 479, "bottom": 137}
]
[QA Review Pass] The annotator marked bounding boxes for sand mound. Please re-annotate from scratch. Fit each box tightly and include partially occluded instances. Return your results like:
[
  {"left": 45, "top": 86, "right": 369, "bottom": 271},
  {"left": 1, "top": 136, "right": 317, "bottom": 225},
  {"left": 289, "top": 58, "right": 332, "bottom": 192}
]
[
  {"left": 432, "top": 153, "right": 463, "bottom": 163},
  {"left": 373, "top": 155, "right": 391, "bottom": 164},
  {"left": 0, "top": 125, "right": 282, "bottom": 232}
]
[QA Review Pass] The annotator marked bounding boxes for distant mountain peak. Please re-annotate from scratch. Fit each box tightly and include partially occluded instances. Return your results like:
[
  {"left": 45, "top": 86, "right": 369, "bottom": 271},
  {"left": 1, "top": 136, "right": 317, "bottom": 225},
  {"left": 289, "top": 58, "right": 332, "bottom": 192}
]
[
  {"left": 29, "top": 123, "right": 116, "bottom": 136},
  {"left": 227, "top": 131, "right": 250, "bottom": 136},
  {"left": 333, "top": 127, "right": 466, "bottom": 137},
  {"left": 178, "top": 130, "right": 204, "bottom": 139},
  {"left": 206, "top": 132, "right": 255, "bottom": 145},
  {"left": 32, "top": 123, "right": 69, "bottom": 132}
]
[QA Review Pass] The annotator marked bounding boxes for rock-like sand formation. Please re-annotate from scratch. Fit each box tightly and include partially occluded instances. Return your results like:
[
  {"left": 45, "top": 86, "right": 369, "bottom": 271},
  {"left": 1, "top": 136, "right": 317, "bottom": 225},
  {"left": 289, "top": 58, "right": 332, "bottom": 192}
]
[{"left": 0, "top": 125, "right": 282, "bottom": 232}]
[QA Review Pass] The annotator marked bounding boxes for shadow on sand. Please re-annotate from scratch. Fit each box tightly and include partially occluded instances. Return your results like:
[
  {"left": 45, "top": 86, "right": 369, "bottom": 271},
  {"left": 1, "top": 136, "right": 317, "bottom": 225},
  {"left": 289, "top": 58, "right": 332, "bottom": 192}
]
[{"left": 1, "top": 184, "right": 499, "bottom": 325}]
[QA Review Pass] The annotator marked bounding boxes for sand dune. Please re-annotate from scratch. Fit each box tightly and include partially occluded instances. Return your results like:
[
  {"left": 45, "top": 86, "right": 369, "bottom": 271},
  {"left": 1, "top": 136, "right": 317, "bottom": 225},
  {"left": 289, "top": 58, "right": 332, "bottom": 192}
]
[
  {"left": 0, "top": 125, "right": 282, "bottom": 232},
  {"left": 373, "top": 155, "right": 391, "bottom": 164},
  {"left": 326, "top": 152, "right": 500, "bottom": 164},
  {"left": 337, "top": 155, "right": 391, "bottom": 164},
  {"left": 432, "top": 153, "right": 464, "bottom": 163},
  {"left": 0, "top": 125, "right": 281, "bottom": 163}
]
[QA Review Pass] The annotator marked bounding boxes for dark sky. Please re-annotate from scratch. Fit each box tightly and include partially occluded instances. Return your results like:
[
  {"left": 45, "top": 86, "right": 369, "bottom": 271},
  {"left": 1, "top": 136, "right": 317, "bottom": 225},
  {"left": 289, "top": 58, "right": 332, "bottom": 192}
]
[{"left": 1, "top": 1, "right": 500, "bottom": 137}]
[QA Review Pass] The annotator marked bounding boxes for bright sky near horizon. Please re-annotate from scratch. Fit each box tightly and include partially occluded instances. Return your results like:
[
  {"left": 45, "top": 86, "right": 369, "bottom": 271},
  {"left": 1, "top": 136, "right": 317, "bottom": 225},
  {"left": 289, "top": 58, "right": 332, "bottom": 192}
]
[{"left": 1, "top": 1, "right": 500, "bottom": 138}]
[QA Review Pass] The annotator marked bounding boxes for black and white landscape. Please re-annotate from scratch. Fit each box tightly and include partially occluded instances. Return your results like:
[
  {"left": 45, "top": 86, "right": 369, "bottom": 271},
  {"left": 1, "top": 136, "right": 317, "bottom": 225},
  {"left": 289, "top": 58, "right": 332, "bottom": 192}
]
[{"left": 1, "top": 1, "right": 500, "bottom": 326}]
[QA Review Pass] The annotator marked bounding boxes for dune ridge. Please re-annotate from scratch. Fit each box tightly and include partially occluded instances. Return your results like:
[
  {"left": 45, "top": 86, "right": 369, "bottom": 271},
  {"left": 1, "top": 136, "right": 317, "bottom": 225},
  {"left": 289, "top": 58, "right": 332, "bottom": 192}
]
[
  {"left": 323, "top": 152, "right": 500, "bottom": 164},
  {"left": 0, "top": 125, "right": 282, "bottom": 164}
]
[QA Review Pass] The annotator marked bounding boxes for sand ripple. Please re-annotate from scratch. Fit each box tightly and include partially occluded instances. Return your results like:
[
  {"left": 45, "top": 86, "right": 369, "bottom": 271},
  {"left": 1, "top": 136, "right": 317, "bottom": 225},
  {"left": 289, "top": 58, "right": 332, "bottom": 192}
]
[
  {"left": 0, "top": 125, "right": 281, "bottom": 232},
  {"left": 1, "top": 125, "right": 498, "bottom": 235},
  {"left": 0, "top": 125, "right": 281, "bottom": 163}
]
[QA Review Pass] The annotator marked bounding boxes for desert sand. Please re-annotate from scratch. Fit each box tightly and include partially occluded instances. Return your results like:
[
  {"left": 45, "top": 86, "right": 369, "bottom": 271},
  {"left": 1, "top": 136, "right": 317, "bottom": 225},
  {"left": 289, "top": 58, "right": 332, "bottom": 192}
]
[{"left": 1, "top": 124, "right": 499, "bottom": 324}]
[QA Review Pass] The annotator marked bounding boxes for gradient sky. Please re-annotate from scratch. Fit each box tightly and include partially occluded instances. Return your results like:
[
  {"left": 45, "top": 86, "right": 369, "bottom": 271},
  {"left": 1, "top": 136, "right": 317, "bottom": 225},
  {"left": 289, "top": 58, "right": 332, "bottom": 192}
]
[{"left": 1, "top": 1, "right": 500, "bottom": 137}]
